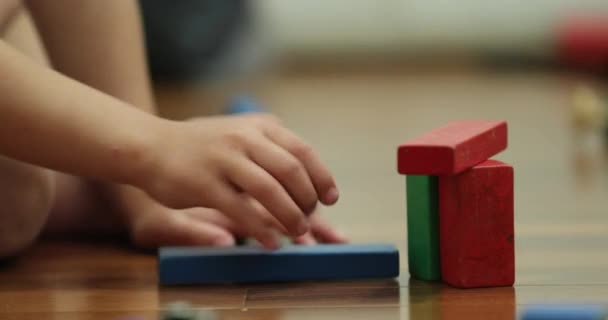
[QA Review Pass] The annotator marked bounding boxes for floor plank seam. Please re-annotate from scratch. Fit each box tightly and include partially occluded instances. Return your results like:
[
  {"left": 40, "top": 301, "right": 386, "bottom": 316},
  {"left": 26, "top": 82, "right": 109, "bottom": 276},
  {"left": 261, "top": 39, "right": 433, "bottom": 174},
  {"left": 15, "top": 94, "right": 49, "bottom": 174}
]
[
  {"left": 243, "top": 304, "right": 402, "bottom": 310},
  {"left": 242, "top": 288, "right": 249, "bottom": 311}
]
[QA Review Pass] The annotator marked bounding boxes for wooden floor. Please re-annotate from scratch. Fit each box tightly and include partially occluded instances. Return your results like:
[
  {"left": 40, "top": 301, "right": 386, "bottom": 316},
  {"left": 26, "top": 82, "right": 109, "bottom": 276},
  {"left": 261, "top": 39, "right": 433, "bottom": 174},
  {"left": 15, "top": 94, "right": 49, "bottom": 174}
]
[{"left": 1, "top": 68, "right": 607, "bottom": 319}]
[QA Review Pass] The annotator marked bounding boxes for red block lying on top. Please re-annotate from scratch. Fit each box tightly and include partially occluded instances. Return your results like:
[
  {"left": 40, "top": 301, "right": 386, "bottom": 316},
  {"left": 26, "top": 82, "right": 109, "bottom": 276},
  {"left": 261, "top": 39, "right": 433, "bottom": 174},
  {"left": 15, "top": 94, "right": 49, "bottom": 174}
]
[
  {"left": 397, "top": 120, "right": 508, "bottom": 175},
  {"left": 439, "top": 159, "right": 515, "bottom": 288}
]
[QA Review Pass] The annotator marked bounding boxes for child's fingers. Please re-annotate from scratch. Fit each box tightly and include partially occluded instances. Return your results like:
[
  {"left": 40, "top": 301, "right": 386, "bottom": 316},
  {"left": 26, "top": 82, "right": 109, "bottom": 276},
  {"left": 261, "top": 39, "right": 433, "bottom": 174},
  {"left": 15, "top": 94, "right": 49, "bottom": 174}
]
[
  {"left": 248, "top": 198, "right": 289, "bottom": 235},
  {"left": 310, "top": 214, "right": 349, "bottom": 244},
  {"left": 248, "top": 136, "right": 318, "bottom": 214},
  {"left": 182, "top": 208, "right": 242, "bottom": 235},
  {"left": 210, "top": 182, "right": 281, "bottom": 249},
  {"left": 293, "top": 232, "right": 317, "bottom": 245},
  {"left": 136, "top": 213, "right": 235, "bottom": 247},
  {"left": 171, "top": 217, "right": 236, "bottom": 246},
  {"left": 264, "top": 125, "right": 339, "bottom": 205},
  {"left": 183, "top": 204, "right": 288, "bottom": 238},
  {"left": 223, "top": 156, "right": 309, "bottom": 237}
]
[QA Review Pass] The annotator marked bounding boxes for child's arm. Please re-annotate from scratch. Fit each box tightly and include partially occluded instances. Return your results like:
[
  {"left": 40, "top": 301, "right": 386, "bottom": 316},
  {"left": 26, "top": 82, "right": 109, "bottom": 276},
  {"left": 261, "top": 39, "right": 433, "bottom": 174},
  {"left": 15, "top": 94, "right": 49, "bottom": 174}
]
[
  {"left": 0, "top": 39, "right": 161, "bottom": 184},
  {"left": 19, "top": 1, "right": 340, "bottom": 248},
  {"left": 0, "top": 19, "right": 339, "bottom": 249},
  {"left": 0, "top": 40, "right": 328, "bottom": 246},
  {"left": 27, "top": 0, "right": 163, "bottom": 235}
]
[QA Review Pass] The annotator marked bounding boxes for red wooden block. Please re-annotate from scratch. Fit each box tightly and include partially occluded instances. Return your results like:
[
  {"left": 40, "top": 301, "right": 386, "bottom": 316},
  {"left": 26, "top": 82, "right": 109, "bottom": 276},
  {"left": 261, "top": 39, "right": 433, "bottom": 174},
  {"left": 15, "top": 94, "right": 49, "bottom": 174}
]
[
  {"left": 397, "top": 120, "right": 507, "bottom": 175},
  {"left": 439, "top": 159, "right": 514, "bottom": 288}
]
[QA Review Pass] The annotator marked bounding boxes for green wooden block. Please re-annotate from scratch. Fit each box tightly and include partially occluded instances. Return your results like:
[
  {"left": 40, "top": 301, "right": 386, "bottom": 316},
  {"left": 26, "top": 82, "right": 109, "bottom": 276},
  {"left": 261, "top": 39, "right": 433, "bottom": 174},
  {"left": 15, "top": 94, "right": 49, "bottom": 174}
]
[{"left": 406, "top": 175, "right": 441, "bottom": 281}]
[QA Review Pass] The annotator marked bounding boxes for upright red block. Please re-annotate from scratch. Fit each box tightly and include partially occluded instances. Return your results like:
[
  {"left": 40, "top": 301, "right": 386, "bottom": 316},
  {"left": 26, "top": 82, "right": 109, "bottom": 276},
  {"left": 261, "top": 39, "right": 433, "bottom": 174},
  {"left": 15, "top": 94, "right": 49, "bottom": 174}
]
[
  {"left": 398, "top": 121, "right": 507, "bottom": 175},
  {"left": 439, "top": 160, "right": 514, "bottom": 288}
]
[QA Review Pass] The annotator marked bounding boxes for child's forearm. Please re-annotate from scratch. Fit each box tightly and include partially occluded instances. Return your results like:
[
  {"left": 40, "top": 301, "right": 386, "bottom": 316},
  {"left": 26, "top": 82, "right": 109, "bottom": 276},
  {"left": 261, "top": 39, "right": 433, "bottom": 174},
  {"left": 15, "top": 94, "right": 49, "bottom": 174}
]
[
  {"left": 0, "top": 40, "right": 164, "bottom": 184},
  {"left": 27, "top": 1, "right": 166, "bottom": 219}
]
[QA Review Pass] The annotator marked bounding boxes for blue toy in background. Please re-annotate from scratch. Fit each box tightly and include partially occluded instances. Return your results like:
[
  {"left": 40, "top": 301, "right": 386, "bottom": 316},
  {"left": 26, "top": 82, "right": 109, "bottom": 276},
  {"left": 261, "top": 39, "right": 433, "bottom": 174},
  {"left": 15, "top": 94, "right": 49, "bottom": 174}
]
[
  {"left": 521, "top": 304, "right": 607, "bottom": 320},
  {"left": 226, "top": 95, "right": 264, "bottom": 114}
]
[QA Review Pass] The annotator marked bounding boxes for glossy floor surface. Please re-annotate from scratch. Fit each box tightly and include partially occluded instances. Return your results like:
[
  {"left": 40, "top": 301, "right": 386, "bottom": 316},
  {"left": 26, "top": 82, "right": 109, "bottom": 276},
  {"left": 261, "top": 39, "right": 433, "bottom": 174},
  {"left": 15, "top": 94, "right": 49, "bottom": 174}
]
[{"left": 1, "top": 68, "right": 607, "bottom": 319}]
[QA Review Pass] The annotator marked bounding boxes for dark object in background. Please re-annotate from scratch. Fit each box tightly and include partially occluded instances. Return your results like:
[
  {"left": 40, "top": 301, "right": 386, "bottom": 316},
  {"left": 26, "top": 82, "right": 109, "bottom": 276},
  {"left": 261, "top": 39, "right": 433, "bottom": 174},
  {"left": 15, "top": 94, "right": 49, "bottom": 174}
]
[
  {"left": 139, "top": 0, "right": 249, "bottom": 81},
  {"left": 478, "top": 51, "right": 563, "bottom": 72},
  {"left": 480, "top": 13, "right": 608, "bottom": 76}
]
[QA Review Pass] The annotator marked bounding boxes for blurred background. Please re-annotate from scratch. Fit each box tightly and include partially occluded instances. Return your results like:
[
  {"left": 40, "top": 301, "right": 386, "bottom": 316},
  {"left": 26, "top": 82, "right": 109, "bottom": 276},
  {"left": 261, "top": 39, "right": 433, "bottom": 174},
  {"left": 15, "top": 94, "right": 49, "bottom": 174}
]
[
  {"left": 139, "top": 0, "right": 608, "bottom": 82},
  {"left": 138, "top": 1, "right": 608, "bottom": 282},
  {"left": 138, "top": 0, "right": 608, "bottom": 118}
]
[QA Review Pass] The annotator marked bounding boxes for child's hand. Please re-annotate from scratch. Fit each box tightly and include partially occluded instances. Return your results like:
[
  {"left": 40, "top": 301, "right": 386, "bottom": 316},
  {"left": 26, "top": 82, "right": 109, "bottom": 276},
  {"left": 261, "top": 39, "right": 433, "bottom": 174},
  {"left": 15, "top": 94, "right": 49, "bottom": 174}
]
[
  {"left": 292, "top": 211, "right": 349, "bottom": 245},
  {"left": 138, "top": 114, "right": 339, "bottom": 248},
  {"left": 129, "top": 204, "right": 348, "bottom": 249},
  {"left": 130, "top": 206, "right": 242, "bottom": 248}
]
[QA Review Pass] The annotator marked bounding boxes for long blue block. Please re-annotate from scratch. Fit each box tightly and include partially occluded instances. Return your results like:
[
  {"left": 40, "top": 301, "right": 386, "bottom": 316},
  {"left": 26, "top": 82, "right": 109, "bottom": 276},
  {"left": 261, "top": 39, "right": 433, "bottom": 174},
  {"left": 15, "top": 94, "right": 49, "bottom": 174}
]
[
  {"left": 158, "top": 243, "right": 400, "bottom": 285},
  {"left": 521, "top": 305, "right": 607, "bottom": 320}
]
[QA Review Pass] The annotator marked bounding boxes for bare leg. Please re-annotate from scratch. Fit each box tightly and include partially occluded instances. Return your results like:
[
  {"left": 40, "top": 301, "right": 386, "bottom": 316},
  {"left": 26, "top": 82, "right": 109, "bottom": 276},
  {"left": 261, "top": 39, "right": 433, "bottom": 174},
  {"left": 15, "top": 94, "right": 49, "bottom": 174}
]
[
  {"left": 0, "top": 4, "right": 51, "bottom": 257},
  {"left": 44, "top": 173, "right": 125, "bottom": 236},
  {"left": 0, "top": 155, "right": 54, "bottom": 256}
]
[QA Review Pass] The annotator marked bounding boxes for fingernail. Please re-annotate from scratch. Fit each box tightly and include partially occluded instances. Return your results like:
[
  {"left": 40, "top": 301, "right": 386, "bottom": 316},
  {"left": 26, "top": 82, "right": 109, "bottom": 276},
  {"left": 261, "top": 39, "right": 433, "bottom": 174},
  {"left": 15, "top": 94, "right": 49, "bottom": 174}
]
[
  {"left": 300, "top": 236, "right": 316, "bottom": 245},
  {"left": 335, "top": 229, "right": 349, "bottom": 242},
  {"left": 213, "top": 236, "right": 235, "bottom": 247},
  {"left": 324, "top": 187, "right": 339, "bottom": 204},
  {"left": 264, "top": 238, "right": 280, "bottom": 250},
  {"left": 260, "top": 232, "right": 280, "bottom": 250}
]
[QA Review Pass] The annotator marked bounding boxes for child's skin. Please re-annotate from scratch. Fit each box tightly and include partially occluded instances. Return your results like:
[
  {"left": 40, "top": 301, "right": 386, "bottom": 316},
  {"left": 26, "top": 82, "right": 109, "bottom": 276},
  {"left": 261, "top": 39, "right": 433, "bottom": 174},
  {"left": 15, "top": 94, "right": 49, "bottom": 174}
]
[{"left": 0, "top": 1, "right": 346, "bottom": 257}]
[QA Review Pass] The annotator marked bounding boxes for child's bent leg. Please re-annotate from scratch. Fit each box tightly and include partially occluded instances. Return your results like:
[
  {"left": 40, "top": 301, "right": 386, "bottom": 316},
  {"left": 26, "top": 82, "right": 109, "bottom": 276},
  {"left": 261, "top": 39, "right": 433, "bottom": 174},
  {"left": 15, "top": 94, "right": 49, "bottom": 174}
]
[
  {"left": 0, "top": 155, "right": 54, "bottom": 257},
  {"left": 45, "top": 173, "right": 125, "bottom": 236}
]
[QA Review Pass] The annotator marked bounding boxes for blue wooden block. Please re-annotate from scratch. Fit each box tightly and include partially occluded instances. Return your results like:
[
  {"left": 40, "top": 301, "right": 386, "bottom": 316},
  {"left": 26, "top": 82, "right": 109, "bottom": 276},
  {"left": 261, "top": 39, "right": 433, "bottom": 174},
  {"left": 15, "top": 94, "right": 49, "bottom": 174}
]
[
  {"left": 521, "top": 305, "right": 607, "bottom": 320},
  {"left": 158, "top": 243, "right": 400, "bottom": 285},
  {"left": 225, "top": 95, "right": 264, "bottom": 114}
]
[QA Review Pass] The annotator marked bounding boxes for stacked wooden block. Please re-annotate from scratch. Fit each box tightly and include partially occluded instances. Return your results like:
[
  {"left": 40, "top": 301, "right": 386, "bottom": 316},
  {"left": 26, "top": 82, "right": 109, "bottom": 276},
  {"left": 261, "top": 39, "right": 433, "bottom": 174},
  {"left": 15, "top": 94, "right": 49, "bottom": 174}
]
[{"left": 397, "top": 120, "right": 514, "bottom": 288}]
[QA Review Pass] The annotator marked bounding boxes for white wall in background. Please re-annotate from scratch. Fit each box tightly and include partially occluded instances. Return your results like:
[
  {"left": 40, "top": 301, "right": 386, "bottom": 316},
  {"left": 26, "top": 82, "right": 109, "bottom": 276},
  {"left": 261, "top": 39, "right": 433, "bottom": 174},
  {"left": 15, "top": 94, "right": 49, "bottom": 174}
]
[{"left": 252, "top": 0, "right": 608, "bottom": 55}]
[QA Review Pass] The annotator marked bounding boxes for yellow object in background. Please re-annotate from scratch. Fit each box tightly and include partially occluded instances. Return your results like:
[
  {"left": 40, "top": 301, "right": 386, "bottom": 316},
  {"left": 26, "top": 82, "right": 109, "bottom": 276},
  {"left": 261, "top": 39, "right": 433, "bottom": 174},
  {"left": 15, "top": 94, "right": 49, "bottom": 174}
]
[
  {"left": 569, "top": 83, "right": 608, "bottom": 189},
  {"left": 571, "top": 84, "right": 606, "bottom": 131}
]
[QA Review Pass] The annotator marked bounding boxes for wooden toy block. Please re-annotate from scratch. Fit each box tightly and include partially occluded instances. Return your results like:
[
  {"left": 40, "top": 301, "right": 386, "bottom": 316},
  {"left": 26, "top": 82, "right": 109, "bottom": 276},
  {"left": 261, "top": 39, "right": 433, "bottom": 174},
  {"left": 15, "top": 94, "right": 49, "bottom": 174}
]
[
  {"left": 406, "top": 175, "right": 441, "bottom": 281},
  {"left": 397, "top": 120, "right": 508, "bottom": 175},
  {"left": 439, "top": 159, "right": 514, "bottom": 288},
  {"left": 521, "top": 305, "right": 607, "bottom": 320},
  {"left": 158, "top": 243, "right": 399, "bottom": 285}
]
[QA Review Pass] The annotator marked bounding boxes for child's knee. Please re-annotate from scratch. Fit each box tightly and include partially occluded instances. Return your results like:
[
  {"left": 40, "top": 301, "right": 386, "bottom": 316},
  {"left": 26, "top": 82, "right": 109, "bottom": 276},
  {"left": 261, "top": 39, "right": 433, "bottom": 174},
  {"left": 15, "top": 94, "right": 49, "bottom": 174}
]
[{"left": 0, "top": 159, "right": 54, "bottom": 257}]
